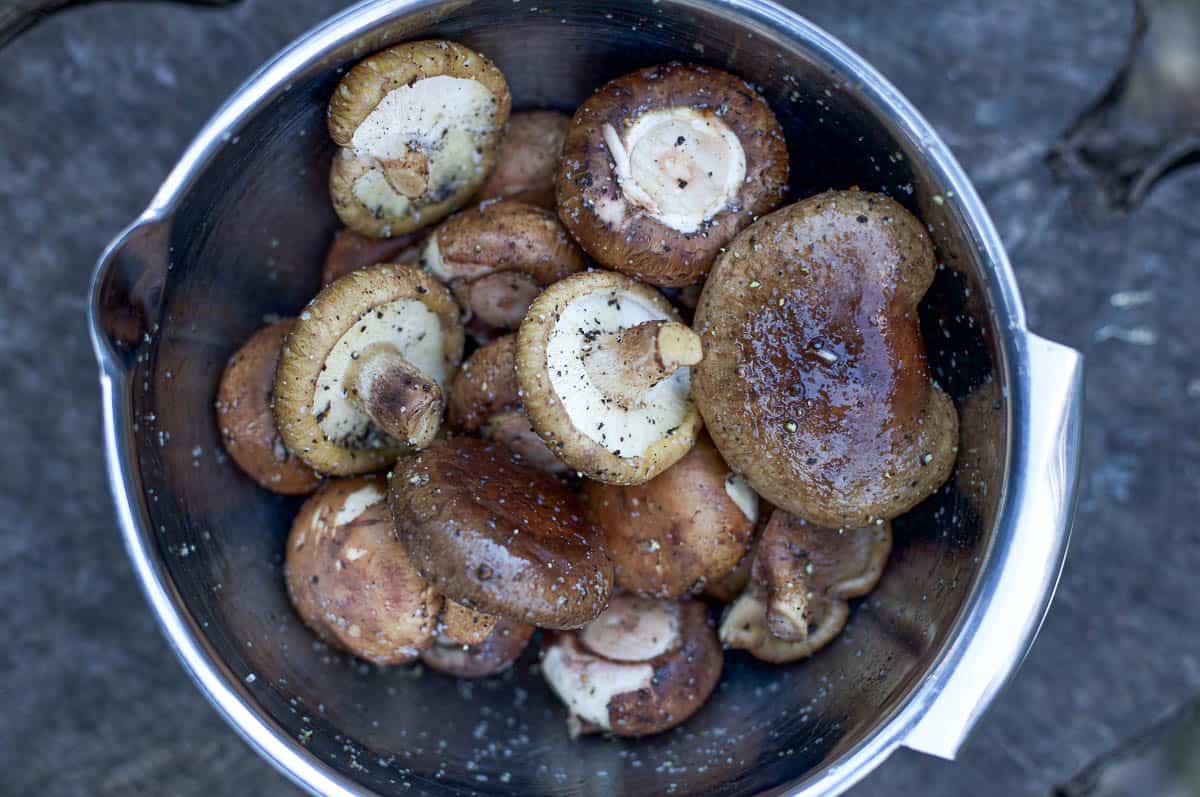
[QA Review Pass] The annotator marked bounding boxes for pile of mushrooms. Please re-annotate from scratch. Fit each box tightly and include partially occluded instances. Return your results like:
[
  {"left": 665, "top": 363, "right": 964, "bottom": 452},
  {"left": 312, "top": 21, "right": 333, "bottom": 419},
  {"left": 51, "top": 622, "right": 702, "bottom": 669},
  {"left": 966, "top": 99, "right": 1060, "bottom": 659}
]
[{"left": 213, "top": 39, "right": 961, "bottom": 739}]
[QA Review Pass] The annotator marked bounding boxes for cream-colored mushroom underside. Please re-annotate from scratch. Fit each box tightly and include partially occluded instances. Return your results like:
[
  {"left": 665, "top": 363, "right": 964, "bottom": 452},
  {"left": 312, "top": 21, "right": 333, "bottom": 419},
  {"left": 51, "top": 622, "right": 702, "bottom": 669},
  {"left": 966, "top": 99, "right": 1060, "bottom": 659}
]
[
  {"left": 546, "top": 291, "right": 692, "bottom": 459},
  {"left": 580, "top": 597, "right": 680, "bottom": 661},
  {"left": 724, "top": 473, "right": 759, "bottom": 524},
  {"left": 604, "top": 108, "right": 746, "bottom": 233},
  {"left": 312, "top": 299, "right": 447, "bottom": 447},
  {"left": 542, "top": 637, "right": 654, "bottom": 731},
  {"left": 349, "top": 76, "right": 496, "bottom": 223}
]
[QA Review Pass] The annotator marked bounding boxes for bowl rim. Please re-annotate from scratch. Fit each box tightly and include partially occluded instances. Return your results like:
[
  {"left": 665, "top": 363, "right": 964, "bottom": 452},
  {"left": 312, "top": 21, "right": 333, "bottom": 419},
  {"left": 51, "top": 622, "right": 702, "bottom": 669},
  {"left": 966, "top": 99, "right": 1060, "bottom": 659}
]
[{"left": 88, "top": 1, "right": 1070, "bottom": 796}]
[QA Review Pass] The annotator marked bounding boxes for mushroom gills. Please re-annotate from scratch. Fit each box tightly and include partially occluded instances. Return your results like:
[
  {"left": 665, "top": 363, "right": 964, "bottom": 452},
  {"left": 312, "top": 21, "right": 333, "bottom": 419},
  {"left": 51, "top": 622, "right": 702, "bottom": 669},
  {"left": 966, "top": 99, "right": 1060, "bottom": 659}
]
[
  {"left": 349, "top": 76, "right": 497, "bottom": 209},
  {"left": 545, "top": 290, "right": 695, "bottom": 458},
  {"left": 723, "top": 473, "right": 759, "bottom": 524},
  {"left": 312, "top": 298, "right": 447, "bottom": 449},
  {"left": 603, "top": 108, "right": 746, "bottom": 233}
]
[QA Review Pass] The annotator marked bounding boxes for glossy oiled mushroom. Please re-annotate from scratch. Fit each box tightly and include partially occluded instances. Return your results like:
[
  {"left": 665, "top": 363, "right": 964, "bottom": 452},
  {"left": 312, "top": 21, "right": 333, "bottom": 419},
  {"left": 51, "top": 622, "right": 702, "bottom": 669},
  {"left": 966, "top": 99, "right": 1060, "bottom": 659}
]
[
  {"left": 421, "top": 617, "right": 535, "bottom": 679},
  {"left": 557, "top": 62, "right": 789, "bottom": 286},
  {"left": 274, "top": 264, "right": 464, "bottom": 476},
  {"left": 694, "top": 189, "right": 959, "bottom": 527},
  {"left": 720, "top": 510, "right": 891, "bottom": 663},
  {"left": 321, "top": 227, "right": 427, "bottom": 287},
  {"left": 285, "top": 477, "right": 442, "bottom": 664},
  {"left": 388, "top": 437, "right": 613, "bottom": 629},
  {"left": 421, "top": 199, "right": 585, "bottom": 332},
  {"left": 541, "top": 595, "right": 722, "bottom": 737},
  {"left": 215, "top": 319, "right": 321, "bottom": 494},
  {"left": 516, "top": 270, "right": 704, "bottom": 485},
  {"left": 474, "top": 110, "right": 570, "bottom": 209},
  {"left": 585, "top": 433, "right": 758, "bottom": 597},
  {"left": 328, "top": 40, "right": 511, "bottom": 238},
  {"left": 447, "top": 335, "right": 565, "bottom": 473}
]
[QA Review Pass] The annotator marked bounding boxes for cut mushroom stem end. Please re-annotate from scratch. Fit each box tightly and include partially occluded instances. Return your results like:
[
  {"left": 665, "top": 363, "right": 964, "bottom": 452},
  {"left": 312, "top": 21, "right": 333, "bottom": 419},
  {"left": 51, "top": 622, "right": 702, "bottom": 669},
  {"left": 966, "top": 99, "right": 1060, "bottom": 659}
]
[
  {"left": 346, "top": 343, "right": 444, "bottom": 448},
  {"left": 583, "top": 320, "right": 702, "bottom": 407}
]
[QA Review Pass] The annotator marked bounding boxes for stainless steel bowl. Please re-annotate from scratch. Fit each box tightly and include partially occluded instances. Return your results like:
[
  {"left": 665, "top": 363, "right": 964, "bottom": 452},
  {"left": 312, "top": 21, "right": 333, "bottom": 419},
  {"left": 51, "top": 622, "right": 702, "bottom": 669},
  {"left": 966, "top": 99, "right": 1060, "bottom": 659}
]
[{"left": 87, "top": 1, "right": 1083, "bottom": 794}]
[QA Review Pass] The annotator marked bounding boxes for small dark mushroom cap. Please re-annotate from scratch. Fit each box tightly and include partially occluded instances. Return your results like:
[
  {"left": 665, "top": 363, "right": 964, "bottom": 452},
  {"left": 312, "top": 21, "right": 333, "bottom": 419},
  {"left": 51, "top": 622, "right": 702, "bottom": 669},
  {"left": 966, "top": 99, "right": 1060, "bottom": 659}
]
[
  {"left": 557, "top": 62, "right": 789, "bottom": 287},
  {"left": 585, "top": 433, "right": 757, "bottom": 598},
  {"left": 321, "top": 227, "right": 427, "bottom": 286},
  {"left": 694, "top": 190, "right": 959, "bottom": 527},
  {"left": 274, "top": 264, "right": 464, "bottom": 476},
  {"left": 285, "top": 477, "right": 442, "bottom": 664},
  {"left": 328, "top": 40, "right": 512, "bottom": 238},
  {"left": 541, "top": 596, "right": 722, "bottom": 737},
  {"left": 447, "top": 334, "right": 521, "bottom": 432},
  {"left": 475, "top": 110, "right": 570, "bottom": 209},
  {"left": 388, "top": 437, "right": 613, "bottom": 629},
  {"left": 421, "top": 617, "right": 535, "bottom": 679},
  {"left": 216, "top": 320, "right": 321, "bottom": 494}
]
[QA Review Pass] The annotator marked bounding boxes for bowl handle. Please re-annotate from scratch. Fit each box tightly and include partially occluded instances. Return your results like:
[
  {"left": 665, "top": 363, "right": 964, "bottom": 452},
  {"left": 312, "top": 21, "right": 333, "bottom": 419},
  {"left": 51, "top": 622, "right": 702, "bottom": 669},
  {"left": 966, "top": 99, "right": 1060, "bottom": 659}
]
[
  {"left": 1, "top": 0, "right": 239, "bottom": 50},
  {"left": 88, "top": 215, "right": 169, "bottom": 377},
  {"left": 903, "top": 332, "right": 1083, "bottom": 760}
]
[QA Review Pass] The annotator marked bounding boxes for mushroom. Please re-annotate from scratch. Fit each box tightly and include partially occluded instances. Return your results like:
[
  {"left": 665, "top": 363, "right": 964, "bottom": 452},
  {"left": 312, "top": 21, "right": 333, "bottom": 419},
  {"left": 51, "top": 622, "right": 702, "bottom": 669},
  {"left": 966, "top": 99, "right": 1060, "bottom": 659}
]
[
  {"left": 274, "top": 264, "right": 465, "bottom": 476},
  {"left": 474, "top": 110, "right": 570, "bottom": 209},
  {"left": 321, "top": 227, "right": 427, "bottom": 287},
  {"left": 421, "top": 617, "right": 535, "bottom": 679},
  {"left": 541, "top": 595, "right": 722, "bottom": 737},
  {"left": 387, "top": 437, "right": 613, "bottom": 629},
  {"left": 719, "top": 509, "right": 891, "bottom": 663},
  {"left": 703, "top": 498, "right": 774, "bottom": 602},
  {"left": 585, "top": 433, "right": 758, "bottom": 597},
  {"left": 556, "top": 62, "right": 789, "bottom": 287},
  {"left": 421, "top": 199, "right": 585, "bottom": 332},
  {"left": 285, "top": 477, "right": 442, "bottom": 664},
  {"left": 447, "top": 334, "right": 566, "bottom": 473},
  {"left": 215, "top": 319, "right": 321, "bottom": 494},
  {"left": 694, "top": 189, "right": 959, "bottom": 527},
  {"left": 328, "top": 40, "right": 511, "bottom": 238},
  {"left": 515, "top": 270, "right": 704, "bottom": 485}
]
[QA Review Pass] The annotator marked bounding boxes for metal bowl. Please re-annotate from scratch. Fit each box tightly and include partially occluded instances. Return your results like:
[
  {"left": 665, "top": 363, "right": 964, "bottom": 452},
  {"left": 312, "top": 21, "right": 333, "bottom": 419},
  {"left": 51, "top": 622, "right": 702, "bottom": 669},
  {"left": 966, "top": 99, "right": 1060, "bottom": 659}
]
[{"left": 88, "top": 1, "right": 1083, "bottom": 794}]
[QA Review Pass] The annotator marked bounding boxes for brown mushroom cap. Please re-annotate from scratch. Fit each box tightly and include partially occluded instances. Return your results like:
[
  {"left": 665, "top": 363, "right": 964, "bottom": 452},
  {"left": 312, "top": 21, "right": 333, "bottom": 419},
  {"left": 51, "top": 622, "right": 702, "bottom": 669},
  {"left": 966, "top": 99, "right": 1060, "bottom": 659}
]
[
  {"left": 541, "top": 595, "right": 722, "bottom": 737},
  {"left": 719, "top": 509, "right": 891, "bottom": 663},
  {"left": 516, "top": 270, "right": 704, "bottom": 485},
  {"left": 388, "top": 437, "right": 613, "bottom": 629},
  {"left": 703, "top": 498, "right": 773, "bottom": 602},
  {"left": 422, "top": 199, "right": 585, "bottom": 331},
  {"left": 285, "top": 477, "right": 442, "bottom": 664},
  {"left": 557, "top": 62, "right": 789, "bottom": 287},
  {"left": 585, "top": 433, "right": 757, "bottom": 597},
  {"left": 215, "top": 320, "right": 321, "bottom": 495},
  {"left": 328, "top": 40, "right": 512, "bottom": 238},
  {"left": 694, "top": 190, "right": 959, "bottom": 527},
  {"left": 421, "top": 617, "right": 535, "bottom": 679},
  {"left": 474, "top": 110, "right": 570, "bottom": 209},
  {"left": 321, "top": 227, "right": 428, "bottom": 287},
  {"left": 274, "top": 264, "right": 465, "bottom": 476},
  {"left": 447, "top": 335, "right": 567, "bottom": 473}
]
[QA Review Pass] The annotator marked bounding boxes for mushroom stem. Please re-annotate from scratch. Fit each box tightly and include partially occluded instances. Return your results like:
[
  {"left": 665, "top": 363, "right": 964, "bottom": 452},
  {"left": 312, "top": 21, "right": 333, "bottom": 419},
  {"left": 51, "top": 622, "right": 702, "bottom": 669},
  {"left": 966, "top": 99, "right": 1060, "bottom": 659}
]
[
  {"left": 583, "top": 320, "right": 702, "bottom": 407},
  {"left": 345, "top": 343, "right": 444, "bottom": 448},
  {"left": 377, "top": 151, "right": 430, "bottom": 198}
]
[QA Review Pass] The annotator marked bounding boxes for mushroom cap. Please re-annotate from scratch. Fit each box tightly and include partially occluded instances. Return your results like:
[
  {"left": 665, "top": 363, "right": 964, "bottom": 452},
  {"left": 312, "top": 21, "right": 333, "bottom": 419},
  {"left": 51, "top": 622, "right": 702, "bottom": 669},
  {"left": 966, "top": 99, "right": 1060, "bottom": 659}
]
[
  {"left": 541, "top": 595, "right": 722, "bottom": 737},
  {"left": 516, "top": 270, "right": 703, "bottom": 485},
  {"left": 719, "top": 509, "right": 891, "bottom": 663},
  {"left": 423, "top": 199, "right": 585, "bottom": 287},
  {"left": 421, "top": 617, "right": 535, "bottom": 679},
  {"left": 216, "top": 320, "right": 321, "bottom": 495},
  {"left": 321, "top": 227, "right": 428, "bottom": 286},
  {"left": 447, "top": 334, "right": 520, "bottom": 432},
  {"left": 274, "top": 263, "right": 464, "bottom": 476},
  {"left": 694, "top": 190, "right": 959, "bottom": 526},
  {"left": 285, "top": 477, "right": 442, "bottom": 664},
  {"left": 387, "top": 437, "right": 613, "bottom": 629},
  {"left": 557, "top": 62, "right": 789, "bottom": 287},
  {"left": 328, "top": 40, "right": 512, "bottom": 238},
  {"left": 585, "top": 433, "right": 757, "bottom": 597},
  {"left": 474, "top": 110, "right": 570, "bottom": 209}
]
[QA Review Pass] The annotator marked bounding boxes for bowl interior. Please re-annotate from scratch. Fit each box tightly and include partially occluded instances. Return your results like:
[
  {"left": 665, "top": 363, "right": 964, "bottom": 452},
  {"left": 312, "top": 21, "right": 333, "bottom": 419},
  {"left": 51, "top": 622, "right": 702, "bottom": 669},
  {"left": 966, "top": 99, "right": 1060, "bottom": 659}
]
[{"left": 120, "top": 1, "right": 1006, "bottom": 794}]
